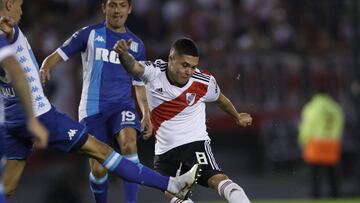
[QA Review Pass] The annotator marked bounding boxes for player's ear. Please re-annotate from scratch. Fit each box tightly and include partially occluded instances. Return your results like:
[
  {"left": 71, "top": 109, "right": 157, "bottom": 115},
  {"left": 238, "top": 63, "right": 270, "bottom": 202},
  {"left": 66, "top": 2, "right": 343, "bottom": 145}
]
[
  {"left": 128, "top": 5, "right": 132, "bottom": 14},
  {"left": 169, "top": 49, "right": 176, "bottom": 62},
  {"left": 5, "top": 0, "right": 13, "bottom": 11}
]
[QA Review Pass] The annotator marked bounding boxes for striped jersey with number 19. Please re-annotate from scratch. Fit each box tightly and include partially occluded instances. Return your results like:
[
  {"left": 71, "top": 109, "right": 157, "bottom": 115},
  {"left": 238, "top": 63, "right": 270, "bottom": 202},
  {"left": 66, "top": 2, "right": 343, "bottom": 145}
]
[{"left": 56, "top": 22, "right": 146, "bottom": 121}]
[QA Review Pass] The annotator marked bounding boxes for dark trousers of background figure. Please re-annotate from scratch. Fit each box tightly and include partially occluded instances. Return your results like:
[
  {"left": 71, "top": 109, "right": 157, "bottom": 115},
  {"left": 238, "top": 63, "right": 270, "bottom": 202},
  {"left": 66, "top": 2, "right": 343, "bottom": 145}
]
[{"left": 310, "top": 164, "right": 341, "bottom": 199}]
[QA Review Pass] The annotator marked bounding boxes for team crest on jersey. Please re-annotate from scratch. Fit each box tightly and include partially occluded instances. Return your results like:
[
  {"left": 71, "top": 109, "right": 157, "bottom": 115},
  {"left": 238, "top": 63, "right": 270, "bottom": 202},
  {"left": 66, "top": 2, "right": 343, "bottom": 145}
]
[
  {"left": 130, "top": 41, "right": 139, "bottom": 53},
  {"left": 186, "top": 93, "right": 197, "bottom": 106}
]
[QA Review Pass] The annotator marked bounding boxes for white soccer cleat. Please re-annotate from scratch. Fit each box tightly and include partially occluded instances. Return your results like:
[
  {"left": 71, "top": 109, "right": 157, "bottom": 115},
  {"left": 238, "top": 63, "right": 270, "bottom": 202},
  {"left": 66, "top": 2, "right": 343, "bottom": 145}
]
[{"left": 173, "top": 164, "right": 201, "bottom": 200}]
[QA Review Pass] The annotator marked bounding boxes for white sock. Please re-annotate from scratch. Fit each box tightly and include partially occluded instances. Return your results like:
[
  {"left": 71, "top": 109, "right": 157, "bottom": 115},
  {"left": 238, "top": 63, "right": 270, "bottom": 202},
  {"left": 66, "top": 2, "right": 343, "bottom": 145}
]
[
  {"left": 170, "top": 196, "right": 194, "bottom": 203},
  {"left": 218, "top": 179, "right": 251, "bottom": 203}
]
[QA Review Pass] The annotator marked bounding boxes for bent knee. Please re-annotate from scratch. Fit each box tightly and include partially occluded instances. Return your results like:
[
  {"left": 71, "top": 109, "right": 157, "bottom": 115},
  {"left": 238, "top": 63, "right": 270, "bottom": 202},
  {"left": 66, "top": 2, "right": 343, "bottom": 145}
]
[
  {"left": 118, "top": 137, "right": 137, "bottom": 154},
  {"left": 120, "top": 142, "right": 137, "bottom": 154},
  {"left": 117, "top": 129, "right": 138, "bottom": 154}
]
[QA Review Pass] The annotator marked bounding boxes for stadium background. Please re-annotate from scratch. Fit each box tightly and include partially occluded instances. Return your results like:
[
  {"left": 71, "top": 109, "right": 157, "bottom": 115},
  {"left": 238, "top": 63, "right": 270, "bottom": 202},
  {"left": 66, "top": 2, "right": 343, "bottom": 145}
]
[{"left": 6, "top": 0, "right": 360, "bottom": 202}]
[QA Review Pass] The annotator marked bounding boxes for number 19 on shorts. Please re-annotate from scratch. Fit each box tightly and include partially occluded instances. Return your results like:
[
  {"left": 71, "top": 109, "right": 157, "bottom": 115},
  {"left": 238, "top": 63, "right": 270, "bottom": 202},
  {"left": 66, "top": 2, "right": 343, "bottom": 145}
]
[{"left": 121, "top": 111, "right": 135, "bottom": 123}]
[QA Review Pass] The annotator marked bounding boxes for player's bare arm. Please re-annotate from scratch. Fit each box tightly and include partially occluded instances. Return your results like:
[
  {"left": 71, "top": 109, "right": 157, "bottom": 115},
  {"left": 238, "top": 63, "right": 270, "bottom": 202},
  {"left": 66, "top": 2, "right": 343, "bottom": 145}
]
[
  {"left": 40, "top": 51, "right": 63, "bottom": 85},
  {"left": 1, "top": 56, "right": 48, "bottom": 148},
  {"left": 134, "top": 85, "right": 153, "bottom": 139},
  {"left": 113, "top": 39, "right": 145, "bottom": 77},
  {"left": 215, "top": 93, "right": 252, "bottom": 127}
]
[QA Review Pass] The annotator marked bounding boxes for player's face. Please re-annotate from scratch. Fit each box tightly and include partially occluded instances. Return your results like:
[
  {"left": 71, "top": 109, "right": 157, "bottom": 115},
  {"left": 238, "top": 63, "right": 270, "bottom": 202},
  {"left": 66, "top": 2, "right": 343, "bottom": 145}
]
[
  {"left": 103, "top": 0, "right": 132, "bottom": 31},
  {"left": 168, "top": 53, "right": 199, "bottom": 86},
  {"left": 6, "top": 0, "right": 23, "bottom": 23}
]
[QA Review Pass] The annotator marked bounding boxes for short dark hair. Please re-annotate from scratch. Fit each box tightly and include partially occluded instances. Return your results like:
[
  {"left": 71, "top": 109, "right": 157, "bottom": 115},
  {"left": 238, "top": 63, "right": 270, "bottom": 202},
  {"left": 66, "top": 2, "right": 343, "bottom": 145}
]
[
  {"left": 102, "top": 0, "right": 132, "bottom": 5},
  {"left": 171, "top": 37, "right": 199, "bottom": 57}
]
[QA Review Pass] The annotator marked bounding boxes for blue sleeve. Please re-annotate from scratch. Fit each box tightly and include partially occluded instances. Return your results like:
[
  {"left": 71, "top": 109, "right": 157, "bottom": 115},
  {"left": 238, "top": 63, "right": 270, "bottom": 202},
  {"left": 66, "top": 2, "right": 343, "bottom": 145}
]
[
  {"left": 0, "top": 35, "right": 9, "bottom": 48},
  {"left": 137, "top": 41, "right": 146, "bottom": 61},
  {"left": 58, "top": 26, "right": 91, "bottom": 58}
]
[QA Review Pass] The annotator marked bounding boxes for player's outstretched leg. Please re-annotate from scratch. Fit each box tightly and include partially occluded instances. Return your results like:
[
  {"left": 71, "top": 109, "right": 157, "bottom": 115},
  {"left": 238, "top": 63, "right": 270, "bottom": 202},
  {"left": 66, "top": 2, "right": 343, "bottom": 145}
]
[{"left": 78, "top": 135, "right": 201, "bottom": 200}]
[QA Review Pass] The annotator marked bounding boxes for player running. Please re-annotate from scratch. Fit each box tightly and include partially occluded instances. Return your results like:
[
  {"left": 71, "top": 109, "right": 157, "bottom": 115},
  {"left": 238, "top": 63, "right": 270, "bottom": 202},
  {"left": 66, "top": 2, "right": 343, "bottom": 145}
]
[{"left": 40, "top": 1, "right": 150, "bottom": 202}]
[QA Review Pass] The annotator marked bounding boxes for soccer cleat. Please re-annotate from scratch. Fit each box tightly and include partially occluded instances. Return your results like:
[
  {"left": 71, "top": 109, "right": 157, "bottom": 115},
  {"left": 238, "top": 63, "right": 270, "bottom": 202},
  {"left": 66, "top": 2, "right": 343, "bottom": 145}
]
[{"left": 174, "top": 164, "right": 202, "bottom": 200}]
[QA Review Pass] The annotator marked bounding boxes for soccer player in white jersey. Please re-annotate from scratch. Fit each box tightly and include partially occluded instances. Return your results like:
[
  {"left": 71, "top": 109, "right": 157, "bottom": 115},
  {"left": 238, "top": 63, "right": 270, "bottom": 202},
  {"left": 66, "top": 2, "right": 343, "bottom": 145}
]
[
  {"left": 0, "top": 0, "right": 200, "bottom": 200},
  {"left": 0, "top": 33, "right": 48, "bottom": 203},
  {"left": 114, "top": 37, "right": 253, "bottom": 203},
  {"left": 40, "top": 1, "right": 151, "bottom": 202}
]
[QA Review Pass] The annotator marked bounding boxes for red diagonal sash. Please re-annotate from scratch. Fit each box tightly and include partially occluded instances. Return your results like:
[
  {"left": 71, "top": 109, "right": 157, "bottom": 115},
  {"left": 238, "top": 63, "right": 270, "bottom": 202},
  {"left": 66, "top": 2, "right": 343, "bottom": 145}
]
[{"left": 151, "top": 81, "right": 208, "bottom": 138}]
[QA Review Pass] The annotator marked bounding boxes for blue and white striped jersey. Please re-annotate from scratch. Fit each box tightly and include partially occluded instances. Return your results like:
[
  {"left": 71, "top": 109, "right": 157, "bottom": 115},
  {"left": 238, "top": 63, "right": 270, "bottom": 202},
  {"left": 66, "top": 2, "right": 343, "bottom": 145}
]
[
  {"left": 0, "top": 26, "right": 51, "bottom": 128},
  {"left": 0, "top": 34, "right": 15, "bottom": 125},
  {"left": 57, "top": 22, "right": 146, "bottom": 120}
]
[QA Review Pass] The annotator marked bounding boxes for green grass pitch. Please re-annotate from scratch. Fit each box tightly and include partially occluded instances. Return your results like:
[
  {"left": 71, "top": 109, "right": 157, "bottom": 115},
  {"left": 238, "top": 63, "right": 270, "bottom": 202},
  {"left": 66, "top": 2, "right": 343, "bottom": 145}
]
[{"left": 197, "top": 199, "right": 360, "bottom": 203}]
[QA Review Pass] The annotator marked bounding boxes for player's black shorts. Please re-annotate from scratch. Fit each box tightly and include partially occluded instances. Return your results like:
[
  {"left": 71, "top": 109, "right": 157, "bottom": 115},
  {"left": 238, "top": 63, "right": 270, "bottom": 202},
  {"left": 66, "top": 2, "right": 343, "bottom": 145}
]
[{"left": 153, "top": 140, "right": 223, "bottom": 187}]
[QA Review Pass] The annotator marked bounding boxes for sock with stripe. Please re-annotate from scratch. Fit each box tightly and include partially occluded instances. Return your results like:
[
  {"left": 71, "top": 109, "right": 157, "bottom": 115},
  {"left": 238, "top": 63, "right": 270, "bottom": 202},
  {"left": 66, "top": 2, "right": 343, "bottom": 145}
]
[
  {"left": 218, "top": 179, "right": 250, "bottom": 203},
  {"left": 89, "top": 172, "right": 108, "bottom": 203},
  {"left": 123, "top": 154, "right": 140, "bottom": 203},
  {"left": 102, "top": 151, "right": 170, "bottom": 191}
]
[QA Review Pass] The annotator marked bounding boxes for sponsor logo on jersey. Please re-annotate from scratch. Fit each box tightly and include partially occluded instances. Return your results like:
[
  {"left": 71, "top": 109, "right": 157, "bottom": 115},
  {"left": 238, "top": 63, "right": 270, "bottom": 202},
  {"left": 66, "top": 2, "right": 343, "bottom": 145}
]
[
  {"left": 95, "top": 48, "right": 121, "bottom": 64},
  {"left": 186, "top": 92, "right": 197, "bottom": 106},
  {"left": 67, "top": 129, "right": 78, "bottom": 140},
  {"left": 95, "top": 35, "right": 105, "bottom": 43}
]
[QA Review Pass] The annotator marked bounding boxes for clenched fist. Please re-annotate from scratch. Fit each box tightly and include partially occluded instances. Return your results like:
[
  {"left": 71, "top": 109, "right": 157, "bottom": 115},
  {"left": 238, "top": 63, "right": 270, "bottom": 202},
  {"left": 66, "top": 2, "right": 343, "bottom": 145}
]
[{"left": 236, "top": 113, "right": 252, "bottom": 127}]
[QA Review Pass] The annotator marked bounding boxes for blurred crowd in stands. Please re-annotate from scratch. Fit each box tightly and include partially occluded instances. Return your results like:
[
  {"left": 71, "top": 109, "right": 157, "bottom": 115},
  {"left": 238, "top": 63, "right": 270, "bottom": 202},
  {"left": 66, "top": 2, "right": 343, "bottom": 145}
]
[
  {"left": 20, "top": 0, "right": 357, "bottom": 165},
  {"left": 6, "top": 1, "right": 359, "bottom": 201}
]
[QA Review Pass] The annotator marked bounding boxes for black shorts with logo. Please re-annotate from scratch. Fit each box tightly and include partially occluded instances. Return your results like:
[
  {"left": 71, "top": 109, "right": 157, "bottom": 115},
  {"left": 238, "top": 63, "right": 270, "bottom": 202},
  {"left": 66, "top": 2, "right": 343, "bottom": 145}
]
[{"left": 153, "top": 140, "right": 223, "bottom": 187}]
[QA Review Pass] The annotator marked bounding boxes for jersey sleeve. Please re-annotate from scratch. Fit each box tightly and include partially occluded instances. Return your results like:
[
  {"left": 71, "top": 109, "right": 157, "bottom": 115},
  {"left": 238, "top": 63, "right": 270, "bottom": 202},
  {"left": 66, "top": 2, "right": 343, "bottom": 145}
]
[
  {"left": 136, "top": 41, "right": 146, "bottom": 61},
  {"left": 203, "top": 75, "right": 221, "bottom": 102},
  {"left": 0, "top": 35, "right": 14, "bottom": 61},
  {"left": 139, "top": 59, "right": 163, "bottom": 84},
  {"left": 56, "top": 26, "right": 90, "bottom": 61},
  {"left": 132, "top": 77, "right": 145, "bottom": 86}
]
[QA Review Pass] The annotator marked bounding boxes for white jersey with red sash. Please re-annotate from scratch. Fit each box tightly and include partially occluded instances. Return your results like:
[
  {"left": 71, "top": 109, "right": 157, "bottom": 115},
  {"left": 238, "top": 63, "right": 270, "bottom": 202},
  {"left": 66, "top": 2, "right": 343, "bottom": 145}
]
[{"left": 140, "top": 60, "right": 220, "bottom": 155}]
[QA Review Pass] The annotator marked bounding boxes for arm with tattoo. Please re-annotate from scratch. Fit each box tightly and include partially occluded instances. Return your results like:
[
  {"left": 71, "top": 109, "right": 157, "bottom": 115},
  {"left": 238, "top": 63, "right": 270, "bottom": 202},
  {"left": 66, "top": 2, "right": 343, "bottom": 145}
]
[{"left": 114, "top": 39, "right": 145, "bottom": 77}]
